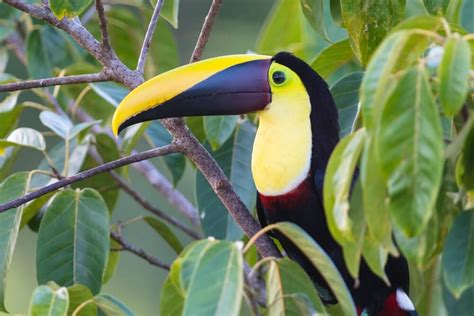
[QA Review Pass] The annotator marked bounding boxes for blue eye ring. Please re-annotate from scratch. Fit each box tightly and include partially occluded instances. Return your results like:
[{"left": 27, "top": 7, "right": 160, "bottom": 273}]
[{"left": 272, "top": 71, "right": 286, "bottom": 85}]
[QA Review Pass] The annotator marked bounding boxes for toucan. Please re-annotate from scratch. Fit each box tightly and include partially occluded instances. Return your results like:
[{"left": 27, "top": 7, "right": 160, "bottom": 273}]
[{"left": 112, "top": 52, "right": 418, "bottom": 315}]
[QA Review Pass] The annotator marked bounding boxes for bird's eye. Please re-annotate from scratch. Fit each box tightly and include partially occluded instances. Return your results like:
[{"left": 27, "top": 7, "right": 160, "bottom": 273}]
[{"left": 272, "top": 71, "right": 286, "bottom": 85}]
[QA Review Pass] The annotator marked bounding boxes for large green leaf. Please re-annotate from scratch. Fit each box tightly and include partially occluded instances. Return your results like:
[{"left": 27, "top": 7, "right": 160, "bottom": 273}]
[
  {"left": 160, "top": 240, "right": 244, "bottom": 316},
  {"left": 26, "top": 29, "right": 53, "bottom": 79},
  {"left": 204, "top": 115, "right": 238, "bottom": 151},
  {"left": 360, "top": 30, "right": 430, "bottom": 130},
  {"left": 330, "top": 72, "right": 363, "bottom": 136},
  {"left": 359, "top": 138, "right": 396, "bottom": 252},
  {"left": 376, "top": 67, "right": 443, "bottom": 237},
  {"left": 29, "top": 285, "right": 69, "bottom": 316},
  {"left": 0, "top": 127, "right": 46, "bottom": 151},
  {"left": 256, "top": 0, "right": 304, "bottom": 55},
  {"left": 311, "top": 39, "right": 354, "bottom": 79},
  {"left": 340, "top": 0, "right": 406, "bottom": 65},
  {"left": 300, "top": 0, "right": 330, "bottom": 41},
  {"left": 443, "top": 281, "right": 474, "bottom": 316},
  {"left": 49, "top": 0, "right": 92, "bottom": 19},
  {"left": 324, "top": 128, "right": 366, "bottom": 242},
  {"left": 266, "top": 258, "right": 326, "bottom": 315},
  {"left": 254, "top": 222, "right": 357, "bottom": 316},
  {"left": 0, "top": 172, "right": 32, "bottom": 311},
  {"left": 442, "top": 210, "right": 474, "bottom": 298},
  {"left": 195, "top": 121, "right": 256, "bottom": 240},
  {"left": 439, "top": 35, "right": 471, "bottom": 116},
  {"left": 144, "top": 216, "right": 183, "bottom": 254},
  {"left": 36, "top": 189, "right": 110, "bottom": 295}
]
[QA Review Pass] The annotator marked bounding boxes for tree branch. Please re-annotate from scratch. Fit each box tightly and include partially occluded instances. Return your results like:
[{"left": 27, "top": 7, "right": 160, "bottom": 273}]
[
  {"left": 189, "top": 0, "right": 223, "bottom": 62},
  {"left": 0, "top": 72, "right": 109, "bottom": 92},
  {"left": 136, "top": 0, "right": 165, "bottom": 74},
  {"left": 95, "top": 0, "right": 112, "bottom": 53},
  {"left": 74, "top": 107, "right": 201, "bottom": 226},
  {"left": 0, "top": 144, "right": 178, "bottom": 213},
  {"left": 89, "top": 145, "right": 201, "bottom": 239},
  {"left": 111, "top": 231, "right": 170, "bottom": 270}
]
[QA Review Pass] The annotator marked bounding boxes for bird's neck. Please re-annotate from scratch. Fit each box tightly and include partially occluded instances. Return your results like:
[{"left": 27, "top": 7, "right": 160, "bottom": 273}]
[{"left": 251, "top": 92, "right": 312, "bottom": 196}]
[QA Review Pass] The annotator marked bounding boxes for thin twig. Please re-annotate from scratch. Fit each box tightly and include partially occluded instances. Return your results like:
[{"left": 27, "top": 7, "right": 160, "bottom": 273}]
[
  {"left": 95, "top": 0, "right": 112, "bottom": 54},
  {"left": 0, "top": 144, "right": 178, "bottom": 213},
  {"left": 189, "top": 0, "right": 223, "bottom": 62},
  {"left": 74, "top": 107, "right": 201, "bottom": 225},
  {"left": 136, "top": 0, "right": 165, "bottom": 74},
  {"left": 0, "top": 72, "right": 109, "bottom": 92},
  {"left": 111, "top": 231, "right": 170, "bottom": 270},
  {"left": 88, "top": 146, "right": 201, "bottom": 239}
]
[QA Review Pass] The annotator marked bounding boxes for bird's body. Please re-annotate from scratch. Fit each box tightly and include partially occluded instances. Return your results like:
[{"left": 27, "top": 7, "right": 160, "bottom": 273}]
[{"left": 112, "top": 52, "right": 418, "bottom": 315}]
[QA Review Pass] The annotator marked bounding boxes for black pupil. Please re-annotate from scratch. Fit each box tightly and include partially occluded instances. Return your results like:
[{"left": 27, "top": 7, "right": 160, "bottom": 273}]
[{"left": 272, "top": 71, "right": 286, "bottom": 84}]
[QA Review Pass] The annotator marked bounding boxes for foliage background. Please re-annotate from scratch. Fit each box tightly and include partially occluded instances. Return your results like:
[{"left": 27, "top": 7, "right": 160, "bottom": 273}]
[
  {"left": 4, "top": 1, "right": 273, "bottom": 314},
  {"left": 0, "top": 0, "right": 473, "bottom": 315}
]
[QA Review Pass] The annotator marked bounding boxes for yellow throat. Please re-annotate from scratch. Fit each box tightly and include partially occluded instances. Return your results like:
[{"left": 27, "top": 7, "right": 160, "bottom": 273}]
[{"left": 252, "top": 63, "right": 312, "bottom": 196}]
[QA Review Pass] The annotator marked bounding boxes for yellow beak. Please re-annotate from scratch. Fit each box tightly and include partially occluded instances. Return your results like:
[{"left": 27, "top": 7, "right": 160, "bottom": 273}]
[{"left": 112, "top": 54, "right": 272, "bottom": 136}]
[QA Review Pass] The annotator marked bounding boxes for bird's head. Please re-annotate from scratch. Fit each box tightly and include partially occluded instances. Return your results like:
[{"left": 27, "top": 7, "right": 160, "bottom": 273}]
[{"left": 112, "top": 52, "right": 335, "bottom": 138}]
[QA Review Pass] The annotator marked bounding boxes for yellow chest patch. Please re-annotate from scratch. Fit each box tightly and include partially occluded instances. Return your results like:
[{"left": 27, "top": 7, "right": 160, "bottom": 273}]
[{"left": 252, "top": 88, "right": 312, "bottom": 196}]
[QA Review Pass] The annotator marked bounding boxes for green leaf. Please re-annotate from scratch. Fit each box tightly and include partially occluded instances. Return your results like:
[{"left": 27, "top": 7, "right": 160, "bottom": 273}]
[
  {"left": 360, "top": 30, "right": 430, "bottom": 130},
  {"left": 300, "top": 0, "right": 330, "bottom": 41},
  {"left": 67, "top": 284, "right": 96, "bottom": 316},
  {"left": 361, "top": 234, "right": 389, "bottom": 284},
  {"left": 360, "top": 138, "right": 396, "bottom": 252},
  {"left": 0, "top": 48, "right": 7, "bottom": 74},
  {"left": 442, "top": 210, "right": 474, "bottom": 298},
  {"left": 311, "top": 39, "right": 354, "bottom": 79},
  {"left": 258, "top": 222, "right": 357, "bottom": 316},
  {"left": 144, "top": 216, "right": 183, "bottom": 254},
  {"left": 443, "top": 282, "right": 474, "bottom": 316},
  {"left": 0, "top": 172, "right": 32, "bottom": 312},
  {"left": 439, "top": 35, "right": 471, "bottom": 116},
  {"left": 157, "top": 0, "right": 180, "bottom": 29},
  {"left": 29, "top": 285, "right": 69, "bottom": 316},
  {"left": 324, "top": 128, "right": 366, "bottom": 242},
  {"left": 160, "top": 240, "right": 244, "bottom": 316},
  {"left": 76, "top": 134, "right": 120, "bottom": 211},
  {"left": 330, "top": 0, "right": 342, "bottom": 25},
  {"left": 459, "top": 123, "right": 474, "bottom": 190},
  {"left": 0, "top": 91, "right": 22, "bottom": 138},
  {"left": 103, "top": 239, "right": 120, "bottom": 284},
  {"left": 49, "top": 0, "right": 92, "bottom": 19},
  {"left": 204, "top": 115, "right": 238, "bottom": 150},
  {"left": 186, "top": 117, "right": 206, "bottom": 143},
  {"left": 376, "top": 66, "right": 443, "bottom": 237},
  {"left": 266, "top": 258, "right": 326, "bottom": 315},
  {"left": 340, "top": 0, "right": 406, "bottom": 65},
  {"left": 36, "top": 189, "right": 110, "bottom": 295},
  {"left": 146, "top": 121, "right": 186, "bottom": 186},
  {"left": 423, "top": 0, "right": 449, "bottom": 16},
  {"left": 90, "top": 82, "right": 128, "bottom": 108},
  {"left": 446, "top": 0, "right": 463, "bottom": 23},
  {"left": 330, "top": 72, "right": 363, "bottom": 137},
  {"left": 94, "top": 293, "right": 134, "bottom": 316},
  {"left": 256, "top": 0, "right": 304, "bottom": 55},
  {"left": 69, "top": 121, "right": 101, "bottom": 140},
  {"left": 195, "top": 121, "right": 256, "bottom": 240},
  {"left": 26, "top": 29, "right": 53, "bottom": 79},
  {"left": 39, "top": 111, "right": 73, "bottom": 139},
  {"left": 0, "top": 127, "right": 46, "bottom": 151}
]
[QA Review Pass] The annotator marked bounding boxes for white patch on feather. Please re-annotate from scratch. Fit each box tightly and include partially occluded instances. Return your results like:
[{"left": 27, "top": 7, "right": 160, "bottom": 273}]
[{"left": 396, "top": 288, "right": 415, "bottom": 311}]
